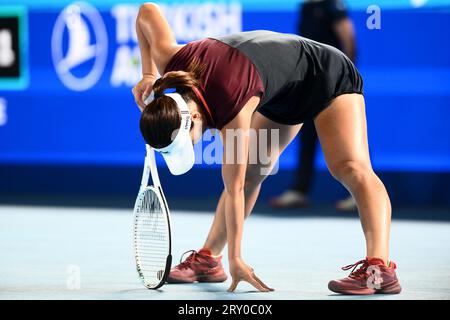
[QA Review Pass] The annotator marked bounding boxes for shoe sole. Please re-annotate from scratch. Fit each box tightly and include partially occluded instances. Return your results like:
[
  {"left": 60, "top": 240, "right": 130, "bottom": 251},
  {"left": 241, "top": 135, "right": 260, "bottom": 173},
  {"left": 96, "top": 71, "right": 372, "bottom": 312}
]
[
  {"left": 166, "top": 277, "right": 196, "bottom": 284},
  {"left": 328, "top": 281, "right": 402, "bottom": 295},
  {"left": 197, "top": 274, "right": 228, "bottom": 283},
  {"left": 375, "top": 281, "right": 402, "bottom": 294},
  {"left": 167, "top": 274, "right": 227, "bottom": 284}
]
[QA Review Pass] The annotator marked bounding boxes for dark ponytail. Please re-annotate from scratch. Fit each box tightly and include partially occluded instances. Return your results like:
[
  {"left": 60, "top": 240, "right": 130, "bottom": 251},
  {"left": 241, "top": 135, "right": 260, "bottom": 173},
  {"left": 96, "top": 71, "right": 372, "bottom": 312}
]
[{"left": 139, "top": 59, "right": 204, "bottom": 149}]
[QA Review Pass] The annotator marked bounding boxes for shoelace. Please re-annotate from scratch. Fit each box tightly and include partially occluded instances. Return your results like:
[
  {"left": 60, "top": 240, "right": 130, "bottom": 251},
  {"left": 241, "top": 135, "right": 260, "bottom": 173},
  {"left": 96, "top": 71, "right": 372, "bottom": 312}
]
[
  {"left": 177, "top": 250, "right": 198, "bottom": 270},
  {"left": 342, "top": 259, "right": 370, "bottom": 279}
]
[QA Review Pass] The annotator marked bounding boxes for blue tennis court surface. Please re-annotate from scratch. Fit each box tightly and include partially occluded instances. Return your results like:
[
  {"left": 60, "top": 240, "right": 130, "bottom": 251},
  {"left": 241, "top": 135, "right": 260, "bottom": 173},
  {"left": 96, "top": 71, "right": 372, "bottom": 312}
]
[{"left": 1, "top": 205, "right": 449, "bottom": 300}]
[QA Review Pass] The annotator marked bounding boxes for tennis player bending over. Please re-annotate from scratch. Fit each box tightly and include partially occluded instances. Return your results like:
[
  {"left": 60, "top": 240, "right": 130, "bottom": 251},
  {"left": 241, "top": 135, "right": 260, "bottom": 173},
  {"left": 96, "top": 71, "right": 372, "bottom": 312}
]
[{"left": 132, "top": 3, "right": 401, "bottom": 295}]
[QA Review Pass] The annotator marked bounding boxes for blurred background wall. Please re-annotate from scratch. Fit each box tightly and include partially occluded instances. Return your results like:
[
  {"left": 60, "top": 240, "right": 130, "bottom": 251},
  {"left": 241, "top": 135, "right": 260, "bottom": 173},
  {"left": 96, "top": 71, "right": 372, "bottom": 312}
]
[{"left": 0, "top": 0, "right": 449, "bottom": 207}]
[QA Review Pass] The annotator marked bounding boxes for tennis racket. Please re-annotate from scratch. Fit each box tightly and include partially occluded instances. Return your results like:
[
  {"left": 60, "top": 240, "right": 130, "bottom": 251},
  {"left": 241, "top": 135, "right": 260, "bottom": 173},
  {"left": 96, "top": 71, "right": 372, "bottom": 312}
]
[{"left": 133, "top": 144, "right": 172, "bottom": 289}]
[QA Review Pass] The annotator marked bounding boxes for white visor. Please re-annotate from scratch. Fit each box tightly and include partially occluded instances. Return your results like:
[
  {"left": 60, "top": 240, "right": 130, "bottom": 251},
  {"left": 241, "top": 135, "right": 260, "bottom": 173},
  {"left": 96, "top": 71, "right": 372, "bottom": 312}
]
[{"left": 153, "top": 92, "right": 195, "bottom": 175}]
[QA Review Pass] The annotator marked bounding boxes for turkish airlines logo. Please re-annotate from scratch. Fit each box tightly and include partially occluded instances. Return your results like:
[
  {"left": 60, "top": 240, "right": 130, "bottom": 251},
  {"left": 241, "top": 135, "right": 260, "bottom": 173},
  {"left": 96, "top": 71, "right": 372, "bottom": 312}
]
[{"left": 51, "top": 2, "right": 108, "bottom": 91}]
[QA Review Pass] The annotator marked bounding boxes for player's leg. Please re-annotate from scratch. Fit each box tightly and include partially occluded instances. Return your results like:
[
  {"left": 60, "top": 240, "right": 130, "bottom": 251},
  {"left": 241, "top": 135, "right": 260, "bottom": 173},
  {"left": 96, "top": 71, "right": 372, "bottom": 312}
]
[
  {"left": 314, "top": 93, "right": 400, "bottom": 294},
  {"left": 315, "top": 94, "right": 390, "bottom": 261},
  {"left": 270, "top": 119, "right": 318, "bottom": 208},
  {"left": 203, "top": 112, "right": 302, "bottom": 255}
]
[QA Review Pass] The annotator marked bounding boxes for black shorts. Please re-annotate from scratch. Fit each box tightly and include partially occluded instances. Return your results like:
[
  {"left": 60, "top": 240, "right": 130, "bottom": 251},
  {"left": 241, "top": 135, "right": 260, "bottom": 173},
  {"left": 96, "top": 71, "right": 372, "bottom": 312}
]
[
  {"left": 214, "top": 30, "right": 364, "bottom": 125},
  {"left": 257, "top": 48, "right": 364, "bottom": 125}
]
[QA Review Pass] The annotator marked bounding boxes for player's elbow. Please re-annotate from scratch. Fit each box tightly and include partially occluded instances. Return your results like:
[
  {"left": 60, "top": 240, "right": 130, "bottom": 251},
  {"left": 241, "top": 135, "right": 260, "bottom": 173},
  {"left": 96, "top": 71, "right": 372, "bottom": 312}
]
[
  {"left": 225, "top": 186, "right": 244, "bottom": 198},
  {"left": 138, "top": 3, "right": 159, "bottom": 21},
  {"left": 222, "top": 165, "right": 246, "bottom": 196},
  {"left": 223, "top": 180, "right": 245, "bottom": 197},
  {"left": 139, "top": 2, "right": 159, "bottom": 13}
]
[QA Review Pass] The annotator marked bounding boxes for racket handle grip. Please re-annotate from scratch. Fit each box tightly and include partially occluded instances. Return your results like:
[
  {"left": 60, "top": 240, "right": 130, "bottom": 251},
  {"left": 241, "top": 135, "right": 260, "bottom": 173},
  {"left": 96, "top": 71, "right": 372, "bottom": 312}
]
[{"left": 143, "top": 92, "right": 154, "bottom": 105}]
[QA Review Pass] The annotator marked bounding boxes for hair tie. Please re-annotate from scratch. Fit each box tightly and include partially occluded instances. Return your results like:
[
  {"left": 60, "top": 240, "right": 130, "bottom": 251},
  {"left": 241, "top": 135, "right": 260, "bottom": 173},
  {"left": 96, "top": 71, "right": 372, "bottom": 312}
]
[
  {"left": 163, "top": 88, "right": 177, "bottom": 94},
  {"left": 154, "top": 88, "right": 177, "bottom": 100}
]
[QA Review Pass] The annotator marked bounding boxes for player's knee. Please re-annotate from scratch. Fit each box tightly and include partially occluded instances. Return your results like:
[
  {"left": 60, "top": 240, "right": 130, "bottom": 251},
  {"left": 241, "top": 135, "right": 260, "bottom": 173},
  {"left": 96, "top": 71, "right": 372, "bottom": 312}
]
[{"left": 329, "top": 160, "right": 373, "bottom": 185}]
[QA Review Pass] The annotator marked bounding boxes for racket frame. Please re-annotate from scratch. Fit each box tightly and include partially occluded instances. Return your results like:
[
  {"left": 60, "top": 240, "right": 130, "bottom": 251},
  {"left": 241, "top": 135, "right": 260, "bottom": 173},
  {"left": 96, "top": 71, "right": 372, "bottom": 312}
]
[{"left": 133, "top": 145, "right": 172, "bottom": 289}]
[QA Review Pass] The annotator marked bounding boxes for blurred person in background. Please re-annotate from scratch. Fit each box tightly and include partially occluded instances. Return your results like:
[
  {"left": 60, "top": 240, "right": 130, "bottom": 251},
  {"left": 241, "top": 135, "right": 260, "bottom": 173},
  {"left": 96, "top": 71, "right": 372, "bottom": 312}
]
[{"left": 270, "top": 0, "right": 358, "bottom": 211}]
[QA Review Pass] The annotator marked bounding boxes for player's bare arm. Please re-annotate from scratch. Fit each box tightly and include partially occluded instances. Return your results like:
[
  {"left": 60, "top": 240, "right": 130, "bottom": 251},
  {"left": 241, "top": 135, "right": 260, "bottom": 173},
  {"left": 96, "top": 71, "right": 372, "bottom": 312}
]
[
  {"left": 220, "top": 96, "right": 273, "bottom": 292},
  {"left": 132, "top": 3, "right": 183, "bottom": 110}
]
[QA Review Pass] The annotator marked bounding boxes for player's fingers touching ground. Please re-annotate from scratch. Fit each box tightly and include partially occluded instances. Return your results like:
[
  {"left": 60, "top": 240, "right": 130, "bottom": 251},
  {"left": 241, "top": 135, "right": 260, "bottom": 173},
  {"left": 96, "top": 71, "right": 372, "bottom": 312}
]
[
  {"left": 228, "top": 272, "right": 272, "bottom": 293},
  {"left": 227, "top": 279, "right": 239, "bottom": 292},
  {"left": 246, "top": 275, "right": 270, "bottom": 292},
  {"left": 253, "top": 273, "right": 274, "bottom": 291}
]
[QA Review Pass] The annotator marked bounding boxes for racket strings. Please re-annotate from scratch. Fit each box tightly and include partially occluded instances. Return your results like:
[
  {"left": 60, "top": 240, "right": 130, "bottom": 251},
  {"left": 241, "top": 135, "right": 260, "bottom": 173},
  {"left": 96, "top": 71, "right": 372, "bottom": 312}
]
[{"left": 134, "top": 188, "right": 169, "bottom": 287}]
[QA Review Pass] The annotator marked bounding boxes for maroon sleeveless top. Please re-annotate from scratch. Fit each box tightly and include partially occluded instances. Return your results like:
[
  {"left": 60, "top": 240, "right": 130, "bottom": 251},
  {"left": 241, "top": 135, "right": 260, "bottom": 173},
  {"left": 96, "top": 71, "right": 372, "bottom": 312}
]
[{"left": 164, "top": 38, "right": 264, "bottom": 130}]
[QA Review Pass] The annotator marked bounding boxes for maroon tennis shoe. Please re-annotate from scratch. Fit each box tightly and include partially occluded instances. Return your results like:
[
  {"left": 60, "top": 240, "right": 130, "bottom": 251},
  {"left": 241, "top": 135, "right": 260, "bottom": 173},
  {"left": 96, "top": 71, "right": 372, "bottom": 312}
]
[
  {"left": 328, "top": 257, "right": 402, "bottom": 295},
  {"left": 167, "top": 248, "right": 228, "bottom": 283}
]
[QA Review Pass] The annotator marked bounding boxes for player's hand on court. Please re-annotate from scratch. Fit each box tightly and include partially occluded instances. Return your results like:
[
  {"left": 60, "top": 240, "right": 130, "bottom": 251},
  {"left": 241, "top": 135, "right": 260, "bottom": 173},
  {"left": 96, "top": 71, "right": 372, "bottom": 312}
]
[
  {"left": 132, "top": 74, "right": 156, "bottom": 112},
  {"left": 228, "top": 257, "right": 274, "bottom": 293}
]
